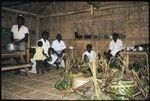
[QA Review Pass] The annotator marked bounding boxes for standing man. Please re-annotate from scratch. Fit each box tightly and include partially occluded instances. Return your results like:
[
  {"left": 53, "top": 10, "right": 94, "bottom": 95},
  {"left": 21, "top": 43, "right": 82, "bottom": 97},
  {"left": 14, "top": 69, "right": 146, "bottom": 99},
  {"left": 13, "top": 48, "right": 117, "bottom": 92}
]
[
  {"left": 104, "top": 32, "right": 123, "bottom": 61},
  {"left": 11, "top": 14, "right": 29, "bottom": 53},
  {"left": 10, "top": 14, "right": 29, "bottom": 74},
  {"left": 51, "top": 34, "right": 67, "bottom": 68}
]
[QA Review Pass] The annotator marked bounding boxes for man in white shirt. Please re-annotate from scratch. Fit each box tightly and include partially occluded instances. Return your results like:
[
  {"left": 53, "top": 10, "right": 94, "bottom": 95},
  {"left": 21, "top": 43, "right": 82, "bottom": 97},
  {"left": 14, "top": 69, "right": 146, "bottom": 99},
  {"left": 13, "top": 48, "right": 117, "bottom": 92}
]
[
  {"left": 51, "top": 34, "right": 67, "bottom": 68},
  {"left": 10, "top": 15, "right": 29, "bottom": 75},
  {"left": 104, "top": 33, "right": 123, "bottom": 61},
  {"left": 11, "top": 15, "right": 29, "bottom": 53},
  {"left": 82, "top": 44, "right": 97, "bottom": 62}
]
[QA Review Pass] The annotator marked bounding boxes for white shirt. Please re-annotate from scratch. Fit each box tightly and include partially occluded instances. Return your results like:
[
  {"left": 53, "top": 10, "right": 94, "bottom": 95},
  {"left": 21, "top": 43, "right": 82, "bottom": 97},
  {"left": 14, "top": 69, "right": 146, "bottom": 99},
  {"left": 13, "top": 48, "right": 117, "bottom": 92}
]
[
  {"left": 38, "top": 38, "right": 50, "bottom": 56},
  {"left": 51, "top": 40, "right": 66, "bottom": 53},
  {"left": 11, "top": 25, "right": 29, "bottom": 39},
  {"left": 82, "top": 50, "right": 97, "bottom": 62},
  {"left": 109, "top": 39, "right": 123, "bottom": 56}
]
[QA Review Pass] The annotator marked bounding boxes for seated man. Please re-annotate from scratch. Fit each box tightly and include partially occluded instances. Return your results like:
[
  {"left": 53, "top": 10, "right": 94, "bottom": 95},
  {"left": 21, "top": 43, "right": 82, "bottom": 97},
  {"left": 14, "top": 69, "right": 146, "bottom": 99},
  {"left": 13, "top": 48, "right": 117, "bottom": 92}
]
[
  {"left": 104, "top": 32, "right": 123, "bottom": 61},
  {"left": 51, "top": 34, "right": 67, "bottom": 68},
  {"left": 82, "top": 44, "right": 97, "bottom": 62}
]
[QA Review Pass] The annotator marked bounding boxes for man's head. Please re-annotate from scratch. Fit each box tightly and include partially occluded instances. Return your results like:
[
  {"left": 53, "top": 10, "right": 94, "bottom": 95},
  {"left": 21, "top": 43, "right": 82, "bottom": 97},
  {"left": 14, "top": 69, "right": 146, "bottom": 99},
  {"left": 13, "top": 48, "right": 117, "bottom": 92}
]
[
  {"left": 56, "top": 34, "right": 62, "bottom": 41},
  {"left": 112, "top": 32, "right": 119, "bottom": 42},
  {"left": 37, "top": 41, "right": 43, "bottom": 47},
  {"left": 86, "top": 44, "right": 92, "bottom": 52},
  {"left": 16, "top": 15, "right": 25, "bottom": 26},
  {"left": 41, "top": 31, "right": 49, "bottom": 40}
]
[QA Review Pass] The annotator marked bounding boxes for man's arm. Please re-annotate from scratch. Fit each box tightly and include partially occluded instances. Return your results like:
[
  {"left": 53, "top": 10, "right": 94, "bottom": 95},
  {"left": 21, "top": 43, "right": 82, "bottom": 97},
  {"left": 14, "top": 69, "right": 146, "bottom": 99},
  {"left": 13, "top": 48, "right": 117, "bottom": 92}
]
[
  {"left": 51, "top": 48, "right": 59, "bottom": 56},
  {"left": 59, "top": 48, "right": 66, "bottom": 56},
  {"left": 14, "top": 33, "right": 28, "bottom": 44},
  {"left": 59, "top": 41, "right": 67, "bottom": 56},
  {"left": 10, "top": 32, "right": 15, "bottom": 42},
  {"left": 84, "top": 55, "right": 89, "bottom": 62}
]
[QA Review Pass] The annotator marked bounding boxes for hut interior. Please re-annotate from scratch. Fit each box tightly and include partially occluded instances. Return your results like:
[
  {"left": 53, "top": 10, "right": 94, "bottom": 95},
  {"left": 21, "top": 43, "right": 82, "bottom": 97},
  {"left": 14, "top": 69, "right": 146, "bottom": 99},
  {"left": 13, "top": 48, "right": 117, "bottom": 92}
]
[{"left": 1, "top": 1, "right": 149, "bottom": 100}]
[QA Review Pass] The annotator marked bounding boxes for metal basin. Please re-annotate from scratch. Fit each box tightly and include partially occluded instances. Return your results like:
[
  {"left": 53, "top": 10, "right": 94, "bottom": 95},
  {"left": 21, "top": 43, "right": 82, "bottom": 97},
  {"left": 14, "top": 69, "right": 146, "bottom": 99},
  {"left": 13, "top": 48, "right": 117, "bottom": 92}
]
[{"left": 5, "top": 43, "right": 20, "bottom": 51}]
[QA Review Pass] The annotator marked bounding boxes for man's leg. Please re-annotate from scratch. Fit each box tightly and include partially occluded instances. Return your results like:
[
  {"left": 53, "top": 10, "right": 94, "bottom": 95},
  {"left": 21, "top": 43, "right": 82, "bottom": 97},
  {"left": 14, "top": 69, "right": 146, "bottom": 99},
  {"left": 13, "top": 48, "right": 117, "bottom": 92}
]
[
  {"left": 104, "top": 51, "right": 112, "bottom": 62},
  {"left": 14, "top": 57, "right": 21, "bottom": 75},
  {"left": 43, "top": 59, "right": 51, "bottom": 71},
  {"left": 54, "top": 61, "right": 60, "bottom": 70}
]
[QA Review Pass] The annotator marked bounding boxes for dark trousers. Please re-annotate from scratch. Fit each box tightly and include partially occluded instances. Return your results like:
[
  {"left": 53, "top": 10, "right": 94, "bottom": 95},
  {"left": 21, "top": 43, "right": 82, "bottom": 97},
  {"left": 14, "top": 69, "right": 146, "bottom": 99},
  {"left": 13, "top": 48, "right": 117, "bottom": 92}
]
[
  {"left": 43, "top": 59, "right": 51, "bottom": 71},
  {"left": 36, "top": 60, "right": 45, "bottom": 74},
  {"left": 104, "top": 51, "right": 113, "bottom": 62}
]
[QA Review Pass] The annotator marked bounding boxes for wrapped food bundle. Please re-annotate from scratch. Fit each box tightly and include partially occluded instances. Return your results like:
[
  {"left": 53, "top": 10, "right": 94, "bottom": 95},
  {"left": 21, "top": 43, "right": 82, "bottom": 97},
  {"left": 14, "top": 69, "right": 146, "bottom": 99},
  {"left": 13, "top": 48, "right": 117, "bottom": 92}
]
[
  {"left": 55, "top": 71, "right": 73, "bottom": 90},
  {"left": 54, "top": 51, "right": 75, "bottom": 90}
]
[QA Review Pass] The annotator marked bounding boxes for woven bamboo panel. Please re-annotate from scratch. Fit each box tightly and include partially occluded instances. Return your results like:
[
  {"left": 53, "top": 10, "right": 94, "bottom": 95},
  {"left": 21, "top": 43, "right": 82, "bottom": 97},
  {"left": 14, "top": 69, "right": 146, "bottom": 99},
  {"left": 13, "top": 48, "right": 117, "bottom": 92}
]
[{"left": 41, "top": 2, "right": 149, "bottom": 46}]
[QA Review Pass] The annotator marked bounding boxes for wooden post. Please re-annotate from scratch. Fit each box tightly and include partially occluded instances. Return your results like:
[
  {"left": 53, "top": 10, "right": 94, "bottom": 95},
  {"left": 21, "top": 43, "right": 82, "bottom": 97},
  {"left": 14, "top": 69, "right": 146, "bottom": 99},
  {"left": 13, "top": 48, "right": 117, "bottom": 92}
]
[
  {"left": 26, "top": 34, "right": 30, "bottom": 63},
  {"left": 35, "top": 16, "right": 40, "bottom": 42},
  {"left": 90, "top": 5, "right": 94, "bottom": 39}
]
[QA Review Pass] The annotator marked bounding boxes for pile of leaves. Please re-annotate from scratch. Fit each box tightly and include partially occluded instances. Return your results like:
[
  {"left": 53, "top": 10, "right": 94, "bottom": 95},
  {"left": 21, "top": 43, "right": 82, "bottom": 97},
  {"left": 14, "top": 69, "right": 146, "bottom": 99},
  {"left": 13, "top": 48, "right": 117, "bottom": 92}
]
[
  {"left": 55, "top": 70, "right": 73, "bottom": 90},
  {"left": 109, "top": 56, "right": 123, "bottom": 70},
  {"left": 54, "top": 50, "right": 76, "bottom": 90}
]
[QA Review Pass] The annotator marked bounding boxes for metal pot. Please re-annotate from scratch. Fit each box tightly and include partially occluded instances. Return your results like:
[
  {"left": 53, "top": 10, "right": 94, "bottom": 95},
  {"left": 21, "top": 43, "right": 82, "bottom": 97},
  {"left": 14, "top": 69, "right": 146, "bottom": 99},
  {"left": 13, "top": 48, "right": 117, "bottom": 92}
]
[
  {"left": 138, "top": 46, "right": 143, "bottom": 51},
  {"left": 5, "top": 43, "right": 19, "bottom": 51}
]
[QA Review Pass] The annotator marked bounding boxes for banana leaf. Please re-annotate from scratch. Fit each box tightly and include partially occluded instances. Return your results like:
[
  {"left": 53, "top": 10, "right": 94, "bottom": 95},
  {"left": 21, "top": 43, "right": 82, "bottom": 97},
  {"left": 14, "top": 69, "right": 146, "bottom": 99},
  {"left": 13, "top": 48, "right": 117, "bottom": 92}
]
[{"left": 55, "top": 71, "right": 73, "bottom": 90}]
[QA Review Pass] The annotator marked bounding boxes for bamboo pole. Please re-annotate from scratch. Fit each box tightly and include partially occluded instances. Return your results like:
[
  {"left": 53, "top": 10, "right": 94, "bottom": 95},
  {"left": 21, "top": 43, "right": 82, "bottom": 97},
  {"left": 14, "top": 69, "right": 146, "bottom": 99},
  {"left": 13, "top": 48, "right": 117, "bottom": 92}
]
[
  {"left": 1, "top": 63, "right": 31, "bottom": 71},
  {"left": 89, "top": 61, "right": 104, "bottom": 100},
  {"left": 39, "top": 3, "right": 148, "bottom": 18},
  {"left": 2, "top": 7, "right": 37, "bottom": 16},
  {"left": 132, "top": 70, "right": 146, "bottom": 98},
  {"left": 35, "top": 16, "right": 40, "bottom": 42}
]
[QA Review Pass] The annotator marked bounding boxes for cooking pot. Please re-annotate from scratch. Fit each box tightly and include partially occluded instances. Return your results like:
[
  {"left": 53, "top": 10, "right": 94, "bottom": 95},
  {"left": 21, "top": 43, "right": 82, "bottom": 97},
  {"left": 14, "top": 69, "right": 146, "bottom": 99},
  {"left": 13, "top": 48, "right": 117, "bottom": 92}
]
[
  {"left": 5, "top": 43, "right": 20, "bottom": 51},
  {"left": 138, "top": 46, "right": 143, "bottom": 51}
]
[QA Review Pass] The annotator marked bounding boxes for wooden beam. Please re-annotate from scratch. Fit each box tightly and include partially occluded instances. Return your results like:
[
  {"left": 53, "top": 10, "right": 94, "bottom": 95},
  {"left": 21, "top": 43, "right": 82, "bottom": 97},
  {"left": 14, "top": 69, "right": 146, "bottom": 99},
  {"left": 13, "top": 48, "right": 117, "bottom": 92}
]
[
  {"left": 1, "top": 63, "right": 31, "bottom": 71},
  {"left": 39, "top": 3, "right": 148, "bottom": 18},
  {"left": 41, "top": 1, "right": 55, "bottom": 15},
  {"left": 39, "top": 8, "right": 90, "bottom": 18},
  {"left": 2, "top": 7, "right": 38, "bottom": 16},
  {"left": 86, "top": 1, "right": 99, "bottom": 9},
  {"left": 2, "top": 2, "right": 24, "bottom": 7}
]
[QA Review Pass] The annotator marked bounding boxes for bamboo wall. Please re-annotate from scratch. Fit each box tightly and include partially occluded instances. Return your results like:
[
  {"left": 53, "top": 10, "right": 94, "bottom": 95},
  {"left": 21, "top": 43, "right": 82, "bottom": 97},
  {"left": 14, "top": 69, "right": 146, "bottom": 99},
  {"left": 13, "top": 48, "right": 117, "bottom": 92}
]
[
  {"left": 1, "top": 2, "right": 149, "bottom": 56},
  {"left": 39, "top": 2, "right": 149, "bottom": 56}
]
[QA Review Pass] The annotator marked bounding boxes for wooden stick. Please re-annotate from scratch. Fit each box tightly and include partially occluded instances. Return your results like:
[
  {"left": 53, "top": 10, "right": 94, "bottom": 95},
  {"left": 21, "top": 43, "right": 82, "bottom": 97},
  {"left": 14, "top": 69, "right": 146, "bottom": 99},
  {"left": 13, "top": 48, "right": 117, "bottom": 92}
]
[
  {"left": 2, "top": 7, "right": 37, "bottom": 16},
  {"left": 132, "top": 70, "right": 146, "bottom": 98},
  {"left": 1, "top": 63, "right": 31, "bottom": 71}
]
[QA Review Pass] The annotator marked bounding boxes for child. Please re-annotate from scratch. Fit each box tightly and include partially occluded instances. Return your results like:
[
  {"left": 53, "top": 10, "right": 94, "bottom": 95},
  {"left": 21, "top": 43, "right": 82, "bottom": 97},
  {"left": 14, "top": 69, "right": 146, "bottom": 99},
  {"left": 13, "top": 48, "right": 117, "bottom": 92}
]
[
  {"left": 82, "top": 44, "right": 97, "bottom": 62},
  {"left": 33, "top": 41, "right": 48, "bottom": 74},
  {"left": 46, "top": 48, "right": 60, "bottom": 69}
]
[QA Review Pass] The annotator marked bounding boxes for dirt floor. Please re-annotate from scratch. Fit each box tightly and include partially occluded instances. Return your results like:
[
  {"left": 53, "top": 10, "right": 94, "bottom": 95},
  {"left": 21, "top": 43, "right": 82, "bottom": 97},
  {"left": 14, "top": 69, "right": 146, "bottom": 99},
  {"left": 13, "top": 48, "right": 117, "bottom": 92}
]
[{"left": 1, "top": 68, "right": 82, "bottom": 100}]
